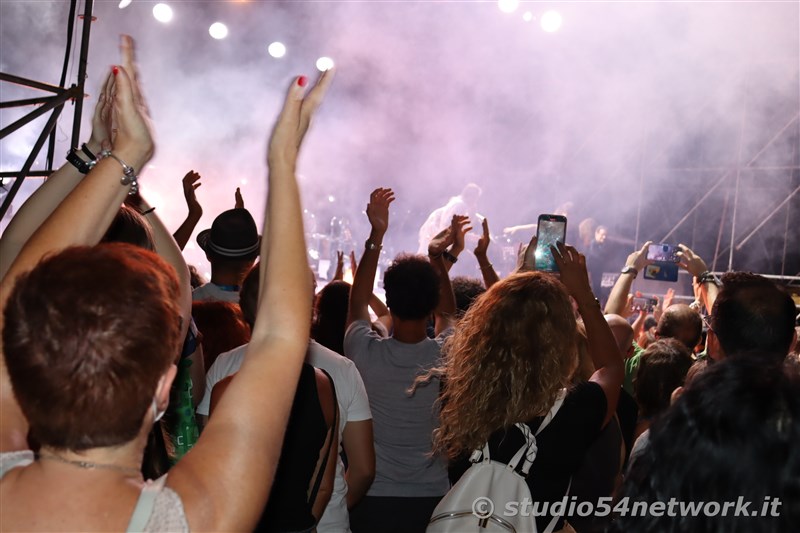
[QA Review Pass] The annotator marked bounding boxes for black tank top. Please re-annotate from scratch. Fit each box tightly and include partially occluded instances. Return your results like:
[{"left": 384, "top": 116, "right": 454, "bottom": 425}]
[{"left": 256, "top": 363, "right": 330, "bottom": 532}]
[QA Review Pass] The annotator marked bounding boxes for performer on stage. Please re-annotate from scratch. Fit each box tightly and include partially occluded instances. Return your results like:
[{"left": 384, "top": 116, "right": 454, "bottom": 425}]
[{"left": 417, "top": 183, "right": 482, "bottom": 254}]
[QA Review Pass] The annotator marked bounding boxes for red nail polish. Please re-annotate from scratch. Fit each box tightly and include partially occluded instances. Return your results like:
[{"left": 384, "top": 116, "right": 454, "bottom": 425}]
[
  {"left": 297, "top": 76, "right": 308, "bottom": 87},
  {"left": 112, "top": 66, "right": 119, "bottom": 76}
]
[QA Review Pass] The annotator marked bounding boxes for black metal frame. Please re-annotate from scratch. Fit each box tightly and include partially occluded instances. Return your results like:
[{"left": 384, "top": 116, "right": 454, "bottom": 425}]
[{"left": 0, "top": 0, "right": 94, "bottom": 220}]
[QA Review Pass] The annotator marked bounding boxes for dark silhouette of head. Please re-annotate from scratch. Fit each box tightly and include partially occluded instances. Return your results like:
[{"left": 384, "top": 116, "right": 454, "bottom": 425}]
[
  {"left": 451, "top": 276, "right": 486, "bottom": 318},
  {"left": 656, "top": 304, "right": 703, "bottom": 350},
  {"left": 618, "top": 355, "right": 800, "bottom": 532},
  {"left": 311, "top": 280, "right": 351, "bottom": 355},
  {"left": 383, "top": 255, "right": 440, "bottom": 321},
  {"left": 634, "top": 338, "right": 693, "bottom": 419},
  {"left": 711, "top": 272, "right": 796, "bottom": 362}
]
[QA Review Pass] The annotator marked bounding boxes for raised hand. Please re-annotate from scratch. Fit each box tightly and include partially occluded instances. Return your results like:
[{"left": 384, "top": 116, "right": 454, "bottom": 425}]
[
  {"left": 428, "top": 226, "right": 454, "bottom": 257},
  {"left": 450, "top": 215, "right": 472, "bottom": 254},
  {"left": 518, "top": 234, "right": 538, "bottom": 272},
  {"left": 268, "top": 69, "right": 334, "bottom": 168},
  {"left": 663, "top": 287, "right": 676, "bottom": 310},
  {"left": 334, "top": 251, "right": 344, "bottom": 281},
  {"left": 349, "top": 250, "right": 357, "bottom": 273},
  {"left": 676, "top": 244, "right": 709, "bottom": 277},
  {"left": 366, "top": 188, "right": 395, "bottom": 237},
  {"left": 182, "top": 171, "right": 203, "bottom": 216},
  {"left": 625, "top": 241, "right": 653, "bottom": 273},
  {"left": 474, "top": 217, "right": 491, "bottom": 257},
  {"left": 551, "top": 242, "right": 593, "bottom": 302},
  {"left": 235, "top": 187, "right": 244, "bottom": 209},
  {"left": 87, "top": 70, "right": 114, "bottom": 154},
  {"left": 110, "top": 35, "right": 155, "bottom": 171}
]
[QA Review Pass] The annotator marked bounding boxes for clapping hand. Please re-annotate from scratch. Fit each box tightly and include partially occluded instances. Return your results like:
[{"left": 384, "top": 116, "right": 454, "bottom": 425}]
[
  {"left": 428, "top": 226, "right": 454, "bottom": 258},
  {"left": 268, "top": 69, "right": 334, "bottom": 168},
  {"left": 235, "top": 187, "right": 244, "bottom": 209},
  {"left": 474, "top": 217, "right": 491, "bottom": 257},
  {"left": 450, "top": 215, "right": 472, "bottom": 254},
  {"left": 110, "top": 35, "right": 154, "bottom": 171}
]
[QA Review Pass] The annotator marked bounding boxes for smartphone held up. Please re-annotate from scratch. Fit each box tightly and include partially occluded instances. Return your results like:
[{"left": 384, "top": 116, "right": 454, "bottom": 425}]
[
  {"left": 534, "top": 214, "right": 567, "bottom": 272},
  {"left": 644, "top": 242, "right": 680, "bottom": 282}
]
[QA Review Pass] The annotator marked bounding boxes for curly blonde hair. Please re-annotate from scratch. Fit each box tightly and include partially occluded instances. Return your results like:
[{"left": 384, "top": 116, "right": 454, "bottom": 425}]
[{"left": 433, "top": 272, "right": 578, "bottom": 460}]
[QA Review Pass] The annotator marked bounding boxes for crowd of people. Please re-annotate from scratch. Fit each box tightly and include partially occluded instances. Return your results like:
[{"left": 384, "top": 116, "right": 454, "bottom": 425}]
[{"left": 1, "top": 36, "right": 798, "bottom": 533}]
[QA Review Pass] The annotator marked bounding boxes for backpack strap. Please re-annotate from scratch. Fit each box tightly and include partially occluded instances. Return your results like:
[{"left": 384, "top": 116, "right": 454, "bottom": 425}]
[
  {"left": 542, "top": 478, "right": 572, "bottom": 533},
  {"left": 126, "top": 475, "right": 167, "bottom": 533},
  {"left": 518, "top": 388, "right": 567, "bottom": 475},
  {"left": 470, "top": 388, "right": 567, "bottom": 472},
  {"left": 307, "top": 369, "right": 339, "bottom": 507}
]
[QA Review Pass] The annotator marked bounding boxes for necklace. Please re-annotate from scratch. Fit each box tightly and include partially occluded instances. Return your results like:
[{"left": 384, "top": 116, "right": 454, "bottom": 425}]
[{"left": 37, "top": 452, "right": 141, "bottom": 476}]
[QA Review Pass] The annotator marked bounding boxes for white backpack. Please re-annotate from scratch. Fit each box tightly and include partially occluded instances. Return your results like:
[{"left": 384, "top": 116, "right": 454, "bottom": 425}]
[{"left": 427, "top": 390, "right": 568, "bottom": 533}]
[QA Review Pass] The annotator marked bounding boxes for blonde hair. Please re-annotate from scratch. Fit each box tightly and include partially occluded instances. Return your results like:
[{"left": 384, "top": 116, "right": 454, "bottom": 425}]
[{"left": 433, "top": 272, "right": 578, "bottom": 459}]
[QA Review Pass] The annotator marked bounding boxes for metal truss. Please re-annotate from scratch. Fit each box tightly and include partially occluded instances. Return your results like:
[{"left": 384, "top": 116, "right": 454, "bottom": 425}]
[{"left": 0, "top": 0, "right": 95, "bottom": 220}]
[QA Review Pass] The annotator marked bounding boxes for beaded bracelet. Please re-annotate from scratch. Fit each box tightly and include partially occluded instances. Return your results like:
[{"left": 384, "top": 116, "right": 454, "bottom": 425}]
[{"left": 104, "top": 152, "right": 139, "bottom": 195}]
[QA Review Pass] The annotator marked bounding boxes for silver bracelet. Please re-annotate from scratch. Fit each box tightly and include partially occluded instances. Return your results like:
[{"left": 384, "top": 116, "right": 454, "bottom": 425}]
[{"left": 105, "top": 152, "right": 139, "bottom": 195}]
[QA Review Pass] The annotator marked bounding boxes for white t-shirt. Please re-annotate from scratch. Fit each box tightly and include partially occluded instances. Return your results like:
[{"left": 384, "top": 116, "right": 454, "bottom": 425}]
[
  {"left": 344, "top": 320, "right": 450, "bottom": 498},
  {"left": 197, "top": 341, "right": 371, "bottom": 532},
  {"left": 191, "top": 283, "right": 239, "bottom": 303}
]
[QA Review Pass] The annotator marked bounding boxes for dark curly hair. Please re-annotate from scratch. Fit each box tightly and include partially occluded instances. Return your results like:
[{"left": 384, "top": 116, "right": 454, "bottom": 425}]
[{"left": 383, "top": 254, "right": 440, "bottom": 321}]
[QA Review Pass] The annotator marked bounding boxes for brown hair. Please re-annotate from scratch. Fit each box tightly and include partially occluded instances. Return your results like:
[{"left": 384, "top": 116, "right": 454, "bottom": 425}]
[
  {"left": 192, "top": 301, "right": 251, "bottom": 369},
  {"left": 634, "top": 338, "right": 693, "bottom": 418},
  {"left": 434, "top": 272, "right": 578, "bottom": 459},
  {"left": 3, "top": 243, "right": 182, "bottom": 451}
]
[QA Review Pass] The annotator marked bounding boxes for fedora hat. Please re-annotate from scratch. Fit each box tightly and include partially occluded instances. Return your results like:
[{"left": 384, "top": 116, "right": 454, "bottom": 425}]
[{"left": 197, "top": 208, "right": 260, "bottom": 260}]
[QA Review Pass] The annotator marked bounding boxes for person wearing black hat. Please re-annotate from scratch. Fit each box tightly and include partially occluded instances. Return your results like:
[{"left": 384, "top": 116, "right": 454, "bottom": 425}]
[{"left": 193, "top": 207, "right": 260, "bottom": 303}]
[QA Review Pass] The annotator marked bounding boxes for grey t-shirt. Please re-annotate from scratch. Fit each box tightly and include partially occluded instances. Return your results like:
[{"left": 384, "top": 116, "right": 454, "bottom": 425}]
[{"left": 344, "top": 320, "right": 450, "bottom": 497}]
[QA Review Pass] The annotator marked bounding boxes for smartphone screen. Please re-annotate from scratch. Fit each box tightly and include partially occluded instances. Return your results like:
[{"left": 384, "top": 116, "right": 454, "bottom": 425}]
[
  {"left": 535, "top": 215, "right": 567, "bottom": 272},
  {"left": 647, "top": 243, "right": 679, "bottom": 263}
]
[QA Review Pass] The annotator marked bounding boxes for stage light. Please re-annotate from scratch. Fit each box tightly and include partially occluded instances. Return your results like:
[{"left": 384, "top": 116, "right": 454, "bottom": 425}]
[
  {"left": 209, "top": 22, "right": 229, "bottom": 40},
  {"left": 498, "top": 0, "right": 519, "bottom": 14},
  {"left": 522, "top": 11, "right": 533, "bottom": 22},
  {"left": 118, "top": 0, "right": 132, "bottom": 9},
  {"left": 328, "top": 195, "right": 336, "bottom": 203},
  {"left": 268, "top": 41, "right": 286, "bottom": 58},
  {"left": 540, "top": 10, "right": 562, "bottom": 33},
  {"left": 316, "top": 56, "right": 334, "bottom": 71},
  {"left": 152, "top": 3, "right": 173, "bottom": 23}
]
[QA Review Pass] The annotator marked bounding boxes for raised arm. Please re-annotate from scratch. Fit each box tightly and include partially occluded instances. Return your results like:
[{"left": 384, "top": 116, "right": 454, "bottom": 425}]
[
  {"left": 172, "top": 171, "right": 204, "bottom": 250},
  {"left": 604, "top": 241, "right": 652, "bottom": 316},
  {"left": 553, "top": 242, "right": 624, "bottom": 427},
  {"left": 0, "top": 73, "right": 113, "bottom": 279},
  {"left": 427, "top": 223, "right": 457, "bottom": 335},
  {"left": 440, "top": 215, "right": 471, "bottom": 273},
  {"left": 168, "top": 70, "right": 334, "bottom": 532},
  {"left": 677, "top": 244, "right": 719, "bottom": 314},
  {"left": 1, "top": 38, "right": 155, "bottom": 452},
  {"left": 474, "top": 217, "right": 499, "bottom": 288},
  {"left": 347, "top": 188, "right": 394, "bottom": 327}
]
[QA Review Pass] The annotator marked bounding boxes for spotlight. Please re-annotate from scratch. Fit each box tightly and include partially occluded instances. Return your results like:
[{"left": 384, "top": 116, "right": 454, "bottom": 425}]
[
  {"left": 522, "top": 11, "right": 533, "bottom": 22},
  {"left": 497, "top": 0, "right": 519, "bottom": 14},
  {"left": 152, "top": 3, "right": 173, "bottom": 23},
  {"left": 209, "top": 22, "right": 229, "bottom": 40},
  {"left": 316, "top": 56, "right": 334, "bottom": 72},
  {"left": 268, "top": 41, "right": 286, "bottom": 58},
  {"left": 540, "top": 10, "right": 563, "bottom": 33},
  {"left": 118, "top": 0, "right": 132, "bottom": 9}
]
